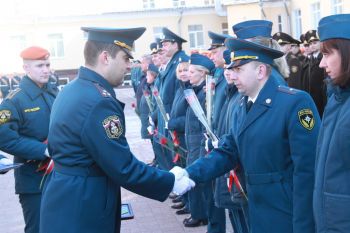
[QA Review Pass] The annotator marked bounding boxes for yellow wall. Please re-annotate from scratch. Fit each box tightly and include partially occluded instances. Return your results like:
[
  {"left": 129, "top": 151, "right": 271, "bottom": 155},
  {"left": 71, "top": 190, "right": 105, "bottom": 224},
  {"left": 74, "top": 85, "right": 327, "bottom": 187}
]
[{"left": 0, "top": 8, "right": 226, "bottom": 73}]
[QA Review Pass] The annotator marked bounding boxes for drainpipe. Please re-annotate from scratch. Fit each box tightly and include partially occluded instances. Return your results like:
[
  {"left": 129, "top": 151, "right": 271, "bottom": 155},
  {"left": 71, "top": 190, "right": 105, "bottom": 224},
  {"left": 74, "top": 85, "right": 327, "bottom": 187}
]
[
  {"left": 283, "top": 0, "right": 292, "bottom": 34},
  {"left": 259, "top": 0, "right": 266, "bottom": 19},
  {"left": 177, "top": 8, "right": 183, "bottom": 38}
]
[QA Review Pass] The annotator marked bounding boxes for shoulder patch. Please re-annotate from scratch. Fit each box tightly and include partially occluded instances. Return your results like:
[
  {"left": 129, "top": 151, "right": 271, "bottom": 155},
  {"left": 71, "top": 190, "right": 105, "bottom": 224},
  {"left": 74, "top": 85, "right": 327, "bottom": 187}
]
[
  {"left": 5, "top": 88, "right": 21, "bottom": 100},
  {"left": 298, "top": 109, "right": 315, "bottom": 130},
  {"left": 102, "top": 115, "right": 123, "bottom": 139},
  {"left": 0, "top": 110, "right": 11, "bottom": 125},
  {"left": 278, "top": 86, "right": 297, "bottom": 95},
  {"left": 94, "top": 83, "right": 112, "bottom": 98}
]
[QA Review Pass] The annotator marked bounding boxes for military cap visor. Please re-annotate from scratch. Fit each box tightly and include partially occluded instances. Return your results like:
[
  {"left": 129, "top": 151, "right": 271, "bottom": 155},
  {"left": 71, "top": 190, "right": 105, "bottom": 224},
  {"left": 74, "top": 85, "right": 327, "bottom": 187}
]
[
  {"left": 318, "top": 14, "right": 350, "bottom": 41},
  {"left": 81, "top": 27, "right": 146, "bottom": 59},
  {"left": 272, "top": 32, "right": 300, "bottom": 45},
  {"left": 160, "top": 27, "right": 187, "bottom": 44},
  {"left": 225, "top": 38, "right": 284, "bottom": 69},
  {"left": 208, "top": 31, "right": 231, "bottom": 50}
]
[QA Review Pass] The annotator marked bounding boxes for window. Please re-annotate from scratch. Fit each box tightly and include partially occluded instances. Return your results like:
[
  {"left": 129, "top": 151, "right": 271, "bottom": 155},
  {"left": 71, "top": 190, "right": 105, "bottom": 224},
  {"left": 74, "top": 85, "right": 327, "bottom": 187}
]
[
  {"left": 188, "top": 24, "right": 204, "bottom": 49},
  {"left": 173, "top": 0, "right": 186, "bottom": 7},
  {"left": 153, "top": 27, "right": 163, "bottom": 40},
  {"left": 292, "top": 9, "right": 302, "bottom": 39},
  {"left": 331, "top": 0, "right": 343, "bottom": 14},
  {"left": 311, "top": 2, "right": 321, "bottom": 29},
  {"left": 143, "top": 0, "right": 155, "bottom": 9},
  {"left": 204, "top": 0, "right": 215, "bottom": 5},
  {"left": 277, "top": 15, "right": 283, "bottom": 32},
  {"left": 222, "top": 23, "right": 229, "bottom": 35},
  {"left": 48, "top": 33, "right": 64, "bottom": 58}
]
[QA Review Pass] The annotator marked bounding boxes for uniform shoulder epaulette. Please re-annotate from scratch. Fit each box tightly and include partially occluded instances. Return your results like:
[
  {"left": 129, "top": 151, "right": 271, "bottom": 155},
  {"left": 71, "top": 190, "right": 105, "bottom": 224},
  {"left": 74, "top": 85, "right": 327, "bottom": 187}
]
[
  {"left": 5, "top": 88, "right": 21, "bottom": 100},
  {"left": 93, "top": 83, "right": 112, "bottom": 98},
  {"left": 278, "top": 85, "right": 298, "bottom": 95}
]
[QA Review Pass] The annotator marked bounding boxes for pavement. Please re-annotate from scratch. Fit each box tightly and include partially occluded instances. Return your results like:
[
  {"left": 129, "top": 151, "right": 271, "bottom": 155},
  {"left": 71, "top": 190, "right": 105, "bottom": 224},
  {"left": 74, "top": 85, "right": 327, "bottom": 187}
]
[{"left": 0, "top": 87, "right": 232, "bottom": 233}]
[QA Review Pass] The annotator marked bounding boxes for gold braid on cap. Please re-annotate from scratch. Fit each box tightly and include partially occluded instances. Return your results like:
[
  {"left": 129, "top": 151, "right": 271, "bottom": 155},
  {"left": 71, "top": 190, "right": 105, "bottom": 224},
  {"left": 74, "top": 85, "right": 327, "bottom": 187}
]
[
  {"left": 114, "top": 40, "right": 132, "bottom": 51},
  {"left": 231, "top": 55, "right": 259, "bottom": 62}
]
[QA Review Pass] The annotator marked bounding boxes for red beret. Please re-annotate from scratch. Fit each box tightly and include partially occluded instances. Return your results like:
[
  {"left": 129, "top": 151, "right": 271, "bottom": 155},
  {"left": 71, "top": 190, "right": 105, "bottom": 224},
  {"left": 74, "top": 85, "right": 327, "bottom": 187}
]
[{"left": 20, "top": 46, "right": 50, "bottom": 60}]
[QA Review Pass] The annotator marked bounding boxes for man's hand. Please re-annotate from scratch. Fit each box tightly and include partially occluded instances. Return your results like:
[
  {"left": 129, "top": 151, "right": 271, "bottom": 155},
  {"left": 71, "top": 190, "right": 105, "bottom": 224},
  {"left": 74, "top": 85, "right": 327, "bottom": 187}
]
[
  {"left": 172, "top": 176, "right": 195, "bottom": 195},
  {"left": 170, "top": 166, "right": 189, "bottom": 180}
]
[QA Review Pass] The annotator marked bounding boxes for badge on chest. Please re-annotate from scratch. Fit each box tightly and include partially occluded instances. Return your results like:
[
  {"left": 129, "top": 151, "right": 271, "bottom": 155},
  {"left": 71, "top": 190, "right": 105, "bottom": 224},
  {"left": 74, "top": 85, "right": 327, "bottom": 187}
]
[{"left": 102, "top": 115, "right": 123, "bottom": 139}]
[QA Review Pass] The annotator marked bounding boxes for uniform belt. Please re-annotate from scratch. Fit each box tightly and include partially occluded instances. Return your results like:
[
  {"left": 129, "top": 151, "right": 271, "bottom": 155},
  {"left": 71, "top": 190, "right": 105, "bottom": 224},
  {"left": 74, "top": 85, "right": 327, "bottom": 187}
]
[
  {"left": 54, "top": 163, "right": 105, "bottom": 177},
  {"left": 246, "top": 170, "right": 292, "bottom": 185}
]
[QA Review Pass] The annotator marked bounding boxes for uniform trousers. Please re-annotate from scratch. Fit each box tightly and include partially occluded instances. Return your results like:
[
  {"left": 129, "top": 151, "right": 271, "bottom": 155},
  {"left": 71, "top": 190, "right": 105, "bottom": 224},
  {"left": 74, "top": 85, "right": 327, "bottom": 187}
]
[{"left": 19, "top": 193, "right": 41, "bottom": 233}]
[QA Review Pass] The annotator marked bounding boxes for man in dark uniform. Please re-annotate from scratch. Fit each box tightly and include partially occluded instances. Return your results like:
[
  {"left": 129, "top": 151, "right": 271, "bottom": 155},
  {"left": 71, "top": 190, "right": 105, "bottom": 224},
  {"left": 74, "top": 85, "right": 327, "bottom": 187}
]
[
  {"left": 205, "top": 30, "right": 231, "bottom": 233},
  {"left": 272, "top": 32, "right": 303, "bottom": 89},
  {"left": 39, "top": 27, "right": 194, "bottom": 233},
  {"left": 154, "top": 27, "right": 188, "bottom": 170},
  {"left": 171, "top": 37, "right": 320, "bottom": 233},
  {"left": 0, "top": 73, "right": 21, "bottom": 98},
  {"left": 0, "top": 46, "right": 56, "bottom": 233},
  {"left": 304, "top": 30, "right": 327, "bottom": 117}
]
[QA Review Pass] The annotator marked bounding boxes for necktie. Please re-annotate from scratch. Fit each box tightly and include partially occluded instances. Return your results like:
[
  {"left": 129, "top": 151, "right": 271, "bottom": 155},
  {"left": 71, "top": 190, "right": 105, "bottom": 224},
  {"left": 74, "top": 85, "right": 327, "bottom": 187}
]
[{"left": 246, "top": 100, "right": 253, "bottom": 113}]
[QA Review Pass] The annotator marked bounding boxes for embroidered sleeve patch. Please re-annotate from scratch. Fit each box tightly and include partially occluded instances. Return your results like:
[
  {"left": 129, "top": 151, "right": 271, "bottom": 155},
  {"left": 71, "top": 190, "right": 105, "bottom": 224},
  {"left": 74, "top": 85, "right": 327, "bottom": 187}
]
[
  {"left": 102, "top": 115, "right": 123, "bottom": 139},
  {"left": 298, "top": 109, "right": 315, "bottom": 130},
  {"left": 0, "top": 110, "right": 11, "bottom": 124}
]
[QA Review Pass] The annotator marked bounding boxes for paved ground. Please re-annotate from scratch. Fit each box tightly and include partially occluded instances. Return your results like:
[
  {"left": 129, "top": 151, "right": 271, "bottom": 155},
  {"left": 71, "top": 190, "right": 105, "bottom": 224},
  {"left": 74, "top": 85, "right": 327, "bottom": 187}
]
[{"left": 0, "top": 87, "right": 232, "bottom": 233}]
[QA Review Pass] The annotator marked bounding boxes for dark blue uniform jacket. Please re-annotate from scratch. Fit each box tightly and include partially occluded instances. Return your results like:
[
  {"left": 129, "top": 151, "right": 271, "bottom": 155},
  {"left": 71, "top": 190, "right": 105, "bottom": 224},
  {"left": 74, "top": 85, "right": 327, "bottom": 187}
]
[
  {"left": 187, "top": 76, "right": 320, "bottom": 233},
  {"left": 314, "top": 83, "right": 350, "bottom": 233},
  {"left": 40, "top": 67, "right": 174, "bottom": 233},
  {"left": 0, "top": 76, "right": 56, "bottom": 193}
]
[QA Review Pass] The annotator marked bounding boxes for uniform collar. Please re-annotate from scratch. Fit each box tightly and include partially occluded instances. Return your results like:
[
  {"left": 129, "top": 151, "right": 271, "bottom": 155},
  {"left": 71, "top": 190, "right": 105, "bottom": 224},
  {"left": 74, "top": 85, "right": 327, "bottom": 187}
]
[
  {"left": 78, "top": 66, "right": 116, "bottom": 99},
  {"left": 20, "top": 76, "right": 46, "bottom": 100}
]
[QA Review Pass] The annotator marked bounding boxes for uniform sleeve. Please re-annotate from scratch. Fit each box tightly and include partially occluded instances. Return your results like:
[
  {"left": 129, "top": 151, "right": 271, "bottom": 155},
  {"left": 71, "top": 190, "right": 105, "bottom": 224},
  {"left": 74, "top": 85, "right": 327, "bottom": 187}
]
[
  {"left": 288, "top": 92, "right": 320, "bottom": 233},
  {"left": 167, "top": 116, "right": 186, "bottom": 132},
  {"left": 80, "top": 99, "right": 174, "bottom": 202},
  {"left": 187, "top": 129, "right": 239, "bottom": 183},
  {"left": 0, "top": 100, "right": 47, "bottom": 160}
]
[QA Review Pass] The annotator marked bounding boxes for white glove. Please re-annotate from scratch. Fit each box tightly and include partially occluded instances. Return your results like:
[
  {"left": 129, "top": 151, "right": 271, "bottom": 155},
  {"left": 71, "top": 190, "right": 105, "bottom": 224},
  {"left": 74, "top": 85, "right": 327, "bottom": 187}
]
[
  {"left": 44, "top": 148, "right": 50, "bottom": 158},
  {"left": 0, "top": 157, "right": 13, "bottom": 165},
  {"left": 164, "top": 121, "right": 168, "bottom": 129},
  {"left": 148, "top": 116, "right": 154, "bottom": 126},
  {"left": 172, "top": 176, "right": 195, "bottom": 195},
  {"left": 147, "top": 126, "right": 154, "bottom": 135},
  {"left": 212, "top": 139, "right": 219, "bottom": 149},
  {"left": 205, "top": 137, "right": 210, "bottom": 152},
  {"left": 170, "top": 166, "right": 189, "bottom": 180}
]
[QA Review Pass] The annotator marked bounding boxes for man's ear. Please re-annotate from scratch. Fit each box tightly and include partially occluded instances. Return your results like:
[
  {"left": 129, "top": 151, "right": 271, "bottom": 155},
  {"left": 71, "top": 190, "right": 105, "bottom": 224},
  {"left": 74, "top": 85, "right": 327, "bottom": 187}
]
[
  {"left": 98, "top": 51, "right": 109, "bottom": 65},
  {"left": 256, "top": 64, "right": 267, "bottom": 80}
]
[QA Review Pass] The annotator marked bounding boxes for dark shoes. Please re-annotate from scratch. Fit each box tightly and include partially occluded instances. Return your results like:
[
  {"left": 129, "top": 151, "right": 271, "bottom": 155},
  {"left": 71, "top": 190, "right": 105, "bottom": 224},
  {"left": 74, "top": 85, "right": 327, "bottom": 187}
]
[
  {"left": 171, "top": 202, "right": 185, "bottom": 209},
  {"left": 183, "top": 217, "right": 208, "bottom": 227},
  {"left": 176, "top": 207, "right": 190, "bottom": 215},
  {"left": 172, "top": 196, "right": 182, "bottom": 203}
]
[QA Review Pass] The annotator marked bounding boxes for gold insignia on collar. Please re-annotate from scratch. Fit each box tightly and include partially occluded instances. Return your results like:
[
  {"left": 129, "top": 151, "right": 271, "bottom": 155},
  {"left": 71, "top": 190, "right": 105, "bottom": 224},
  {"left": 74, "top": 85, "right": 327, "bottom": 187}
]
[
  {"left": 114, "top": 40, "right": 132, "bottom": 51},
  {"left": 298, "top": 109, "right": 315, "bottom": 130},
  {"left": 102, "top": 115, "right": 123, "bottom": 139},
  {"left": 0, "top": 110, "right": 11, "bottom": 125}
]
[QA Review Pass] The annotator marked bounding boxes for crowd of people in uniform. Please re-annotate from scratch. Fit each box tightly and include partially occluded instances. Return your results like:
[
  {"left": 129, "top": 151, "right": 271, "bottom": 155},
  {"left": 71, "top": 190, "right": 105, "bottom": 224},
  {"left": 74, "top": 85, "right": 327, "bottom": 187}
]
[{"left": 0, "top": 13, "right": 350, "bottom": 233}]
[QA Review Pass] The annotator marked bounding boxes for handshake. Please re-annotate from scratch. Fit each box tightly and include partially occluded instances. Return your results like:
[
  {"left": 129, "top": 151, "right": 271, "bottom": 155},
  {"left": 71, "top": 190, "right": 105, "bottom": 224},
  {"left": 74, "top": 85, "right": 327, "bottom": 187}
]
[{"left": 170, "top": 166, "right": 195, "bottom": 195}]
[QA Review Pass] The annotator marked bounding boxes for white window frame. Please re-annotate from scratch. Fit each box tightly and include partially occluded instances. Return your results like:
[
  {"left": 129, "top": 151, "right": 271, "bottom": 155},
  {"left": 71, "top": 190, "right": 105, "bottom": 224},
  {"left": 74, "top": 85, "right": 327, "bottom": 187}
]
[
  {"left": 173, "top": 0, "right": 186, "bottom": 7},
  {"left": 188, "top": 24, "right": 204, "bottom": 49},
  {"left": 310, "top": 2, "right": 321, "bottom": 29},
  {"left": 143, "top": 0, "right": 155, "bottom": 9},
  {"left": 292, "top": 9, "right": 302, "bottom": 39},
  {"left": 331, "top": 0, "right": 343, "bottom": 14},
  {"left": 48, "top": 33, "right": 64, "bottom": 58}
]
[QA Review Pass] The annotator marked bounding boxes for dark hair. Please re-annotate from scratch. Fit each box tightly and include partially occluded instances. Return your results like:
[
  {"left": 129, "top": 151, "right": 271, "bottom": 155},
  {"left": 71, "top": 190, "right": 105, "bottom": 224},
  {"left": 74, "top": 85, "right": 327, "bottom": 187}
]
[
  {"left": 321, "top": 39, "right": 350, "bottom": 87},
  {"left": 84, "top": 40, "right": 121, "bottom": 66}
]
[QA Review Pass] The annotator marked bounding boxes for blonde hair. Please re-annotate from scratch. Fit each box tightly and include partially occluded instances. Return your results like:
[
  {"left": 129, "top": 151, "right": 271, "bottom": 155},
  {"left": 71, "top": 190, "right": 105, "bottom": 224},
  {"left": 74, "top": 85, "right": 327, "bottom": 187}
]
[
  {"left": 176, "top": 62, "right": 189, "bottom": 79},
  {"left": 247, "top": 36, "right": 290, "bottom": 79}
]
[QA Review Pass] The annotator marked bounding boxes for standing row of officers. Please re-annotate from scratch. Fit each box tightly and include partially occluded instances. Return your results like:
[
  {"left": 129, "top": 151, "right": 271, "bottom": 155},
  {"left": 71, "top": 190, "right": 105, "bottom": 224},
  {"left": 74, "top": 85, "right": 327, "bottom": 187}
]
[
  {"left": 1, "top": 13, "right": 350, "bottom": 233},
  {"left": 130, "top": 19, "right": 327, "bottom": 233}
]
